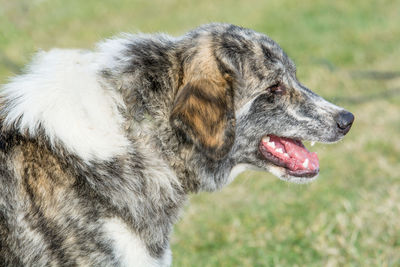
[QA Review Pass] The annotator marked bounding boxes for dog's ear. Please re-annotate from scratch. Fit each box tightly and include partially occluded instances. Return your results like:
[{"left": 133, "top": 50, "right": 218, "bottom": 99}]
[{"left": 170, "top": 67, "right": 235, "bottom": 160}]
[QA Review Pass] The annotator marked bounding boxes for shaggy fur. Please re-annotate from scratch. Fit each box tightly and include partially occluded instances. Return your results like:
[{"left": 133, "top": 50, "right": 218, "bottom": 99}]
[{"left": 0, "top": 24, "right": 353, "bottom": 266}]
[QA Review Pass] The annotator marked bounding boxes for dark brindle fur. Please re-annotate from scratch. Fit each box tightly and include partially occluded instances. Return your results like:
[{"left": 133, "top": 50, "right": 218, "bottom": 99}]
[{"left": 0, "top": 24, "right": 353, "bottom": 266}]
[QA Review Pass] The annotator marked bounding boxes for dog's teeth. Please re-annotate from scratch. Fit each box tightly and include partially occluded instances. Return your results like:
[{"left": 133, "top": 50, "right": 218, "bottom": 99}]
[
  {"left": 276, "top": 148, "right": 283, "bottom": 153},
  {"left": 267, "top": 142, "right": 275, "bottom": 148},
  {"left": 302, "top": 159, "right": 309, "bottom": 168},
  {"left": 311, "top": 141, "right": 315, "bottom": 147},
  {"left": 262, "top": 136, "right": 270, "bottom": 143},
  {"left": 283, "top": 153, "right": 289, "bottom": 157}
]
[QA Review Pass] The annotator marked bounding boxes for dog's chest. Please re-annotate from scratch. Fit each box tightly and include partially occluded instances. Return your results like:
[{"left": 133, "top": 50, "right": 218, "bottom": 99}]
[{"left": 103, "top": 218, "right": 171, "bottom": 267}]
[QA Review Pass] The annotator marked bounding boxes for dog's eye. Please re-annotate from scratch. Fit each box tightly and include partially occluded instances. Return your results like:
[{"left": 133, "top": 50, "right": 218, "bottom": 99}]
[{"left": 267, "top": 82, "right": 286, "bottom": 95}]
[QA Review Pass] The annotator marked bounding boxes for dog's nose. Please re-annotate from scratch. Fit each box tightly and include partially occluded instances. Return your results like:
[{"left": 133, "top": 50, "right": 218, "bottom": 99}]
[{"left": 336, "top": 111, "right": 354, "bottom": 134}]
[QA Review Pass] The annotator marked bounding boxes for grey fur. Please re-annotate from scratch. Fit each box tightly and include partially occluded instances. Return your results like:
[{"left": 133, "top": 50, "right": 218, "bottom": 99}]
[{"left": 0, "top": 23, "right": 353, "bottom": 266}]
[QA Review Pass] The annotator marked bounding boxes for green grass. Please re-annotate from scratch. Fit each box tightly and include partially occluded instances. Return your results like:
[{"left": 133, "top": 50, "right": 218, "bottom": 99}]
[{"left": 1, "top": 0, "right": 400, "bottom": 266}]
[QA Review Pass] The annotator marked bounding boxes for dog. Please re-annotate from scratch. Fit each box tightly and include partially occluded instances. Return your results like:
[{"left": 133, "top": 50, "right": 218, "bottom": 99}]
[{"left": 0, "top": 23, "right": 354, "bottom": 266}]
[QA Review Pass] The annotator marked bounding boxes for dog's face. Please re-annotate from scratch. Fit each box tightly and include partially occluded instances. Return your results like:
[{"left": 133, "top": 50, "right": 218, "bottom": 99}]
[{"left": 170, "top": 24, "right": 354, "bottom": 186}]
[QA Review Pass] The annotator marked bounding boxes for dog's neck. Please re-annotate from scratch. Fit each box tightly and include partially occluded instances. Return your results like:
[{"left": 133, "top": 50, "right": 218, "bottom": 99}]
[{"left": 101, "top": 36, "right": 238, "bottom": 193}]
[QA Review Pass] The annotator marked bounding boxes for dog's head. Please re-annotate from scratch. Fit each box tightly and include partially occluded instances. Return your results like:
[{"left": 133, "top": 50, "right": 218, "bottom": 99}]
[{"left": 170, "top": 24, "right": 354, "bottom": 187}]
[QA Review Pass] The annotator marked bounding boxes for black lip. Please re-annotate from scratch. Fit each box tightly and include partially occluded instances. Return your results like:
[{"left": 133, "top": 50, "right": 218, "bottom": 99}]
[
  {"left": 287, "top": 168, "right": 319, "bottom": 178},
  {"left": 258, "top": 142, "right": 319, "bottom": 178}
]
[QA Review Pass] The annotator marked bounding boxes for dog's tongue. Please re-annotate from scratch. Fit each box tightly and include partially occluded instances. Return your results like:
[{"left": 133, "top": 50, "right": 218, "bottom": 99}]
[{"left": 261, "top": 135, "right": 319, "bottom": 171}]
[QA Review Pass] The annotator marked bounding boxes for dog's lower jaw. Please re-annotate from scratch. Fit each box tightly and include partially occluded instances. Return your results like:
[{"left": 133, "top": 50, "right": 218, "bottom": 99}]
[
  {"left": 226, "top": 162, "right": 319, "bottom": 185},
  {"left": 267, "top": 164, "right": 319, "bottom": 184}
]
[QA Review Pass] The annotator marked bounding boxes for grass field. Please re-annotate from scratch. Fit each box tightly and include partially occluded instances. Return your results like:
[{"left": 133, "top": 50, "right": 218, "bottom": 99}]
[{"left": 1, "top": 0, "right": 400, "bottom": 266}]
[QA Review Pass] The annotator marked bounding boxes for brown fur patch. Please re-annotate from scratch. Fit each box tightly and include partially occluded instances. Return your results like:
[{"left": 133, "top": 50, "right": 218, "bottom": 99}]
[
  {"left": 171, "top": 36, "right": 235, "bottom": 159},
  {"left": 13, "top": 141, "right": 75, "bottom": 219}
]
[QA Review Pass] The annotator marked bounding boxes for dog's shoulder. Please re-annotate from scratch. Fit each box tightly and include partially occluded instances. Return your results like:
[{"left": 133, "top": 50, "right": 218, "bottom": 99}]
[{"left": 0, "top": 48, "right": 131, "bottom": 163}]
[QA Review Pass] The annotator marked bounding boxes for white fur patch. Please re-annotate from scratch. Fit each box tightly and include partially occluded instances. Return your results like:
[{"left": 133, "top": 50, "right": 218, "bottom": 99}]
[
  {"left": 103, "top": 218, "right": 171, "bottom": 267},
  {"left": 228, "top": 163, "right": 255, "bottom": 183},
  {"left": 1, "top": 49, "right": 129, "bottom": 161},
  {"left": 96, "top": 35, "right": 135, "bottom": 71}
]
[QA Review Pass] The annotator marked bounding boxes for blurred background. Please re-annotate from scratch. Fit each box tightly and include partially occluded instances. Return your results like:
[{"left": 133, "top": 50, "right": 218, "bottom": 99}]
[{"left": 1, "top": 0, "right": 399, "bottom": 265}]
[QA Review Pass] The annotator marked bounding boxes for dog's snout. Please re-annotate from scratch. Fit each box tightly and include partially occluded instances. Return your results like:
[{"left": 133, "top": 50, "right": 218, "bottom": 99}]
[{"left": 336, "top": 111, "right": 354, "bottom": 134}]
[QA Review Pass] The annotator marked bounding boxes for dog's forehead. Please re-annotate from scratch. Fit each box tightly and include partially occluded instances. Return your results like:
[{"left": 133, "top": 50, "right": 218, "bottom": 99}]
[
  {"left": 225, "top": 25, "right": 296, "bottom": 74},
  {"left": 191, "top": 23, "right": 296, "bottom": 73},
  {"left": 258, "top": 38, "right": 296, "bottom": 74}
]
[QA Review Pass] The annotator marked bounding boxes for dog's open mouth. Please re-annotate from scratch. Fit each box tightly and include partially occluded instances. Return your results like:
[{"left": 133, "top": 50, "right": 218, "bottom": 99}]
[{"left": 259, "top": 135, "right": 319, "bottom": 178}]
